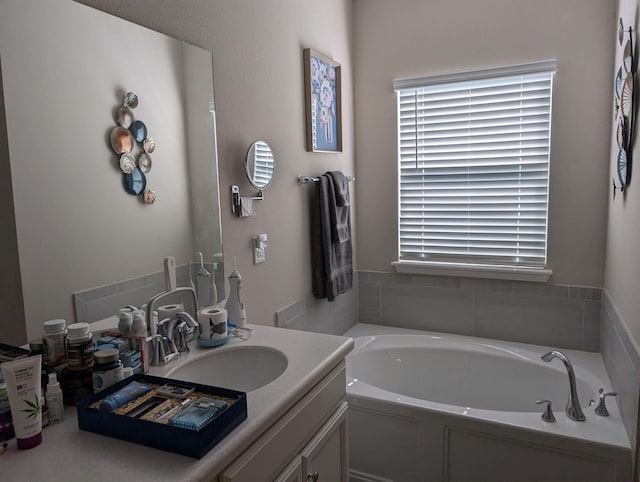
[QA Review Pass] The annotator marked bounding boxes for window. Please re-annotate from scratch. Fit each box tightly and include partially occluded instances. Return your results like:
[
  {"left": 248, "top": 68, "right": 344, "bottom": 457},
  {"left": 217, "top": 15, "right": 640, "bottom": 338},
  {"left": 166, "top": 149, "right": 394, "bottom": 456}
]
[{"left": 393, "top": 61, "right": 556, "bottom": 281}]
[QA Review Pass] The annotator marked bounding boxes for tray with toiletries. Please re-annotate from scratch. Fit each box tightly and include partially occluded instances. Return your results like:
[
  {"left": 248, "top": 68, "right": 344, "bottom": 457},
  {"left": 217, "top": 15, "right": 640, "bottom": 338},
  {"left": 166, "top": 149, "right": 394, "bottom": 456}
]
[{"left": 77, "top": 373, "right": 247, "bottom": 458}]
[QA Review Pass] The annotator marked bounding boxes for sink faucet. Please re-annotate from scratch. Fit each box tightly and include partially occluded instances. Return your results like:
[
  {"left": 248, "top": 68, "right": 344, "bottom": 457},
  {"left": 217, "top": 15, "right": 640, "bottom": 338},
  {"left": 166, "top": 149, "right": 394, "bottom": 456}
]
[
  {"left": 146, "top": 286, "right": 199, "bottom": 365},
  {"left": 541, "top": 350, "right": 585, "bottom": 421}
]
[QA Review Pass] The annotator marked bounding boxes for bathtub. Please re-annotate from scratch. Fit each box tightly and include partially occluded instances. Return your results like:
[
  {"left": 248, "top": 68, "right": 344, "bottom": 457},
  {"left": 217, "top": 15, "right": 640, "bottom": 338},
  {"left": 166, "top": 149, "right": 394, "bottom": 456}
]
[{"left": 344, "top": 324, "right": 632, "bottom": 482}]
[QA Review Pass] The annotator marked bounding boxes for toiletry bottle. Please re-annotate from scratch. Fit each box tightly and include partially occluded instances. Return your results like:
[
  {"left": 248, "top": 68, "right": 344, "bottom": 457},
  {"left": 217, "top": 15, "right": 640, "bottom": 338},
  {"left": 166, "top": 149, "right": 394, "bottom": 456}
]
[
  {"left": 225, "top": 257, "right": 246, "bottom": 327},
  {"left": 28, "top": 339, "right": 50, "bottom": 422},
  {"left": 131, "top": 312, "right": 147, "bottom": 337},
  {"left": 65, "top": 323, "right": 94, "bottom": 372},
  {"left": 0, "top": 367, "right": 14, "bottom": 441},
  {"left": 45, "top": 372, "right": 63, "bottom": 424},
  {"left": 117, "top": 309, "right": 133, "bottom": 335},
  {"left": 42, "top": 319, "right": 67, "bottom": 371},
  {"left": 92, "top": 348, "right": 124, "bottom": 393}
]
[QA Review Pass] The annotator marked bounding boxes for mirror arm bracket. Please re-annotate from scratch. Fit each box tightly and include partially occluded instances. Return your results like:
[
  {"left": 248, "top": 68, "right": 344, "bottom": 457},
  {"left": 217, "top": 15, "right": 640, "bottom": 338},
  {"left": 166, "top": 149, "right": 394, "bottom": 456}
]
[{"left": 231, "top": 185, "right": 264, "bottom": 216}]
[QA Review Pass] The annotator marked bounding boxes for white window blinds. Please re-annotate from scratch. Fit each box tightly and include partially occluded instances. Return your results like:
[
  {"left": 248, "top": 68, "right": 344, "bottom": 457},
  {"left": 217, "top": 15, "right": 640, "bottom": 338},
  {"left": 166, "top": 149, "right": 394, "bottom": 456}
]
[{"left": 395, "top": 61, "right": 555, "bottom": 269}]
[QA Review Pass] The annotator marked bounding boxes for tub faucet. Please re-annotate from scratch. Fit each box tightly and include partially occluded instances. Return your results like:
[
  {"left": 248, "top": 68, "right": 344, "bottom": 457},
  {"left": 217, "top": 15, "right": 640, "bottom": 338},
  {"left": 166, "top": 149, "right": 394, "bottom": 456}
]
[{"left": 541, "top": 350, "right": 586, "bottom": 421}]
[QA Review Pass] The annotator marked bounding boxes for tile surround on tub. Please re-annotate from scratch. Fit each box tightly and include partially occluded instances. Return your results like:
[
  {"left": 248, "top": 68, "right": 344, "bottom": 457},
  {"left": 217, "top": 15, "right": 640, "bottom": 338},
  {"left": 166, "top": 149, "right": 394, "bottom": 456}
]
[
  {"left": 275, "top": 287, "right": 357, "bottom": 336},
  {"left": 357, "top": 270, "right": 602, "bottom": 352},
  {"left": 600, "top": 291, "right": 640, "bottom": 449}
]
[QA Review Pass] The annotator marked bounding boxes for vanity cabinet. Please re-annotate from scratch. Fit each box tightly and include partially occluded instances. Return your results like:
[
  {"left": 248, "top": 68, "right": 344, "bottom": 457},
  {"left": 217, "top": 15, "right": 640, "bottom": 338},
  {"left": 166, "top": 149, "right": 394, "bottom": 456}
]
[{"left": 220, "top": 362, "right": 348, "bottom": 482}]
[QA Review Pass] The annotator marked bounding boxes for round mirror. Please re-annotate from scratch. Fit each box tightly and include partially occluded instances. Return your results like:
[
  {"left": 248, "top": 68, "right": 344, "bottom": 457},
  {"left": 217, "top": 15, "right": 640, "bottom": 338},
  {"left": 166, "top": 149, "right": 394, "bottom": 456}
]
[{"left": 245, "top": 140, "right": 275, "bottom": 189}]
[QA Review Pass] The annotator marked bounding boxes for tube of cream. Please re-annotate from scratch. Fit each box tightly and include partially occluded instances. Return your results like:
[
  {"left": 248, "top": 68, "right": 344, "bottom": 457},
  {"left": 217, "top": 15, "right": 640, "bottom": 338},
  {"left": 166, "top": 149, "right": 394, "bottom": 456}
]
[
  {"left": 2, "top": 355, "right": 43, "bottom": 449},
  {"left": 100, "top": 380, "right": 152, "bottom": 412}
]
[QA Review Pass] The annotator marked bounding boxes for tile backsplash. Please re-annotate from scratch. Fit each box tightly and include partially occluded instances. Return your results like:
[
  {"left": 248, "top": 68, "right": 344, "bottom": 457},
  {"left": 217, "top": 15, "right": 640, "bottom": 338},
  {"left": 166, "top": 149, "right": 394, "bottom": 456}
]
[{"left": 358, "top": 271, "right": 601, "bottom": 352}]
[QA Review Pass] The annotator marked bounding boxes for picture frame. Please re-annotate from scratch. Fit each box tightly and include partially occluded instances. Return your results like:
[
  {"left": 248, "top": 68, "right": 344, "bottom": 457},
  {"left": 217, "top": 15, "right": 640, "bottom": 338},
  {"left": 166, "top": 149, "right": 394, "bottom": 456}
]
[{"left": 303, "top": 48, "right": 342, "bottom": 153}]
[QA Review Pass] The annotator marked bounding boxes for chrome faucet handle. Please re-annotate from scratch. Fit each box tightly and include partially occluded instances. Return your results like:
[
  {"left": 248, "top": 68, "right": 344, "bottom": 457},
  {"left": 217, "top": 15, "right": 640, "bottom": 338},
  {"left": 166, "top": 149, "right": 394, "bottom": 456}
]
[
  {"left": 535, "top": 399, "right": 556, "bottom": 422},
  {"left": 594, "top": 392, "right": 618, "bottom": 417}
]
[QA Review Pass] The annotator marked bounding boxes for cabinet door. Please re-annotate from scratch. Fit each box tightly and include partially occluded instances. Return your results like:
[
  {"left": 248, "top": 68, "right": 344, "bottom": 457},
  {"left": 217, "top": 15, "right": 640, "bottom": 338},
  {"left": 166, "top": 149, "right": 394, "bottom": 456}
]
[
  {"left": 274, "top": 456, "right": 303, "bottom": 482},
  {"left": 301, "top": 402, "right": 348, "bottom": 482}
]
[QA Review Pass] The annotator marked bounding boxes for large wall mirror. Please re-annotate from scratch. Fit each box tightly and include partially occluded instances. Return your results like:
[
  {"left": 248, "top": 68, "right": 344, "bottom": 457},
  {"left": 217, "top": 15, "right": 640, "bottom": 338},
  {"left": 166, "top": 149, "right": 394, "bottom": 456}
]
[{"left": 0, "top": 0, "right": 223, "bottom": 343}]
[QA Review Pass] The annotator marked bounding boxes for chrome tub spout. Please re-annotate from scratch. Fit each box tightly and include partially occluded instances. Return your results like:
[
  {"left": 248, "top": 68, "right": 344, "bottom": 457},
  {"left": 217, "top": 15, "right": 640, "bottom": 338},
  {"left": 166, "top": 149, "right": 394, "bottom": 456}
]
[{"left": 541, "top": 350, "right": 585, "bottom": 421}]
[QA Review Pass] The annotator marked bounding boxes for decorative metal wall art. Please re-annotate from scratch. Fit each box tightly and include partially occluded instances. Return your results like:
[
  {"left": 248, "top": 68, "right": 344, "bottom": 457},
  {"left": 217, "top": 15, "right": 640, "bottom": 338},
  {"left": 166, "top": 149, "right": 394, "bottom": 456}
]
[
  {"left": 109, "top": 92, "right": 156, "bottom": 204},
  {"left": 613, "top": 18, "right": 635, "bottom": 198}
]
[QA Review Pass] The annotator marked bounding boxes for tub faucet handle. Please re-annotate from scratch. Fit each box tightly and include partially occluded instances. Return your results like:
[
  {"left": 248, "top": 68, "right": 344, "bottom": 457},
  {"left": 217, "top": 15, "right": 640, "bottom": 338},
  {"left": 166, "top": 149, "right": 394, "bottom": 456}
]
[
  {"left": 535, "top": 399, "right": 556, "bottom": 422},
  {"left": 594, "top": 392, "right": 618, "bottom": 417}
]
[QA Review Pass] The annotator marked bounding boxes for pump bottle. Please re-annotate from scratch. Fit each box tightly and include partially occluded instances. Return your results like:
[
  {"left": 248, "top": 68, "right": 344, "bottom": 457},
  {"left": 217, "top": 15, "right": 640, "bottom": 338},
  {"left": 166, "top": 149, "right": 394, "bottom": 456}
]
[{"left": 45, "top": 372, "right": 63, "bottom": 424}]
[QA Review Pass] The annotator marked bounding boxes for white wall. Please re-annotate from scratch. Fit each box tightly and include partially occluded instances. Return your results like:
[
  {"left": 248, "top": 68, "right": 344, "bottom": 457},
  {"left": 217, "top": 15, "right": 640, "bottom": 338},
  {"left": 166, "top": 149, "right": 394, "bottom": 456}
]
[
  {"left": 74, "top": 0, "right": 356, "bottom": 326},
  {"left": 353, "top": 0, "right": 615, "bottom": 287},
  {"left": 605, "top": 0, "right": 640, "bottom": 349}
]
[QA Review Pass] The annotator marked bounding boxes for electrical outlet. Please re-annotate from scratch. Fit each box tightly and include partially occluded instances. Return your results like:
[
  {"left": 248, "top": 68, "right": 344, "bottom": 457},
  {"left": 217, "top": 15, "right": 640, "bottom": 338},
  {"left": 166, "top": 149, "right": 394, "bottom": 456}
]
[
  {"left": 253, "top": 234, "right": 268, "bottom": 264},
  {"left": 254, "top": 246, "right": 265, "bottom": 264}
]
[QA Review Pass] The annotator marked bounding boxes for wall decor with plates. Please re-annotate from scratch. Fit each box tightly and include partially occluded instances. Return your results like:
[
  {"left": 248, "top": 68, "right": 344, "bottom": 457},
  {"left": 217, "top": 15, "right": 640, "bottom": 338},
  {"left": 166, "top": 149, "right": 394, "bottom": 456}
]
[
  {"left": 613, "top": 17, "right": 635, "bottom": 198},
  {"left": 109, "top": 92, "right": 157, "bottom": 204}
]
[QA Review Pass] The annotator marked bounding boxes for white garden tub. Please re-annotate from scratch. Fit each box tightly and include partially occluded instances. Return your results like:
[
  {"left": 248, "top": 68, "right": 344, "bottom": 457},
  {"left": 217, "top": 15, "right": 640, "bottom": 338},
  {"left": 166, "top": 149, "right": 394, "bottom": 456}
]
[{"left": 344, "top": 324, "right": 632, "bottom": 482}]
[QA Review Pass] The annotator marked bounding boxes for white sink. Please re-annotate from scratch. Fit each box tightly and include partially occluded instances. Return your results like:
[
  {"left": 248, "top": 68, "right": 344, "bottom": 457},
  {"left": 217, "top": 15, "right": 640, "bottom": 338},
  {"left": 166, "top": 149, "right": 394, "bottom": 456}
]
[{"left": 168, "top": 345, "right": 288, "bottom": 392}]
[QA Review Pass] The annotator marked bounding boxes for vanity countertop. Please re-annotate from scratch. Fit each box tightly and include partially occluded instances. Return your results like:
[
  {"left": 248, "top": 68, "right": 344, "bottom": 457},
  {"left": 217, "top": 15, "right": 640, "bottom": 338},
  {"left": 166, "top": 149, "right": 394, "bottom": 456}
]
[{"left": 1, "top": 324, "right": 353, "bottom": 481}]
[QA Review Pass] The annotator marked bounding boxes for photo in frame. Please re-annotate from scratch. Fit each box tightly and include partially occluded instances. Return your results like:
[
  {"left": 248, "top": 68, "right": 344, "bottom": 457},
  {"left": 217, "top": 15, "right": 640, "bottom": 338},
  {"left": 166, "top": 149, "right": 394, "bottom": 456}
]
[{"left": 303, "top": 48, "right": 342, "bottom": 153}]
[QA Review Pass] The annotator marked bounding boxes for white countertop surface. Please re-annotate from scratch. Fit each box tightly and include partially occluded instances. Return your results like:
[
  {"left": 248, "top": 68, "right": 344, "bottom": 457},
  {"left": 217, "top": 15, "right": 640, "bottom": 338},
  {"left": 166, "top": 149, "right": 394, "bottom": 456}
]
[{"left": 1, "top": 324, "right": 353, "bottom": 482}]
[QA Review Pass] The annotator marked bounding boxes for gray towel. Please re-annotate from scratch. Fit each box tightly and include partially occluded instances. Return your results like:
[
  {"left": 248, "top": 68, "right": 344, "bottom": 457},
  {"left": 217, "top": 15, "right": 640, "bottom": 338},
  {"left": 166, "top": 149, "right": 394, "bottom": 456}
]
[
  {"left": 311, "top": 173, "right": 353, "bottom": 301},
  {"left": 327, "top": 171, "right": 350, "bottom": 243}
]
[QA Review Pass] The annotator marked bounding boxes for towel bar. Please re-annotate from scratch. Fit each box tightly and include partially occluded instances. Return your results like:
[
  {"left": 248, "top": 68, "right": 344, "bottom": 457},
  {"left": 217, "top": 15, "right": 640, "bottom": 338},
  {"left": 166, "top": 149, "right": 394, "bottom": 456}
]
[{"left": 297, "top": 175, "right": 355, "bottom": 184}]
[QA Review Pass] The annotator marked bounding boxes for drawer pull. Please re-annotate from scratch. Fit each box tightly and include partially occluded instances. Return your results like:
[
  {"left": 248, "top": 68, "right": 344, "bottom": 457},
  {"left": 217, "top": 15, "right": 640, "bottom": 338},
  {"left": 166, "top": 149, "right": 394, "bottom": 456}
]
[{"left": 307, "top": 472, "right": 319, "bottom": 481}]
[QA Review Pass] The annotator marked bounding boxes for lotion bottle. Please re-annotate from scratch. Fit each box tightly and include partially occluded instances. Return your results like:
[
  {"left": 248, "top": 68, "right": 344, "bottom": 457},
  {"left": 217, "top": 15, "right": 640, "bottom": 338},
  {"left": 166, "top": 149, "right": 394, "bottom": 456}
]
[
  {"left": 225, "top": 257, "right": 246, "bottom": 327},
  {"left": 45, "top": 372, "right": 63, "bottom": 424}
]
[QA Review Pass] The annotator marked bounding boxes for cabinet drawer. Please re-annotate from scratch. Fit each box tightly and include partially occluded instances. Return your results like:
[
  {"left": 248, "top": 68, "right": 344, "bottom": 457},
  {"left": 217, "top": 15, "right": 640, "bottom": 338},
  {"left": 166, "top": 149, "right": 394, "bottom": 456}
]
[{"left": 221, "top": 362, "right": 346, "bottom": 481}]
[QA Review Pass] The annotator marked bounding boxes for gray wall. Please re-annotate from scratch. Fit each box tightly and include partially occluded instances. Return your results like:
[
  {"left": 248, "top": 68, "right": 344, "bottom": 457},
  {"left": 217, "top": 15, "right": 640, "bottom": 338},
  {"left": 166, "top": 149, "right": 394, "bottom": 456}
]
[
  {"left": 353, "top": 0, "right": 614, "bottom": 287},
  {"left": 606, "top": 0, "right": 640, "bottom": 369},
  {"left": 76, "top": 0, "right": 356, "bottom": 327}
]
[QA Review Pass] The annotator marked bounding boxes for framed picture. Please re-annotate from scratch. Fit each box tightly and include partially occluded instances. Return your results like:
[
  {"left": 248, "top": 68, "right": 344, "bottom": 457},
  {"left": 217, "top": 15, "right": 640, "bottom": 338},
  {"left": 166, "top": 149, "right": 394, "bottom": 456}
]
[{"left": 303, "top": 48, "right": 342, "bottom": 153}]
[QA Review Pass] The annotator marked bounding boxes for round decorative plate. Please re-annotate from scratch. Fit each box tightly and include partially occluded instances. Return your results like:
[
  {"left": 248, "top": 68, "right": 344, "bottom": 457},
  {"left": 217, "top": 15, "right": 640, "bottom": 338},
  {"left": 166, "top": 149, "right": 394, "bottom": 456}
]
[
  {"left": 622, "top": 73, "right": 634, "bottom": 118},
  {"left": 624, "top": 40, "right": 633, "bottom": 73},
  {"left": 116, "top": 106, "right": 134, "bottom": 128},
  {"left": 616, "top": 67, "right": 623, "bottom": 99},
  {"left": 618, "top": 148, "right": 628, "bottom": 187},
  {"left": 143, "top": 189, "right": 156, "bottom": 205},
  {"left": 124, "top": 92, "right": 139, "bottom": 109},
  {"left": 123, "top": 167, "right": 147, "bottom": 195},
  {"left": 138, "top": 153, "right": 152, "bottom": 173},
  {"left": 619, "top": 17, "right": 625, "bottom": 45},
  {"left": 130, "top": 120, "right": 147, "bottom": 143},
  {"left": 119, "top": 153, "right": 136, "bottom": 174},
  {"left": 143, "top": 137, "right": 156, "bottom": 154},
  {"left": 110, "top": 126, "right": 134, "bottom": 154},
  {"left": 617, "top": 117, "right": 627, "bottom": 150}
]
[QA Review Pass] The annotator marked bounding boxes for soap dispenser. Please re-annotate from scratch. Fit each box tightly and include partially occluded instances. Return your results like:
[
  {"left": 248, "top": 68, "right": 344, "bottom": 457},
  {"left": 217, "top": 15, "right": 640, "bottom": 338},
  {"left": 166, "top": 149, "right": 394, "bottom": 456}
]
[{"left": 225, "top": 257, "right": 246, "bottom": 327}]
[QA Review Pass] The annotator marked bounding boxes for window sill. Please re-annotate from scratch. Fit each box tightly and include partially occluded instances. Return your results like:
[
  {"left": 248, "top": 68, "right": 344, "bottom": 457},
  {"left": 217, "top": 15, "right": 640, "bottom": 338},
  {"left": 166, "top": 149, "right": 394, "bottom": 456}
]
[{"left": 391, "top": 261, "right": 552, "bottom": 283}]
